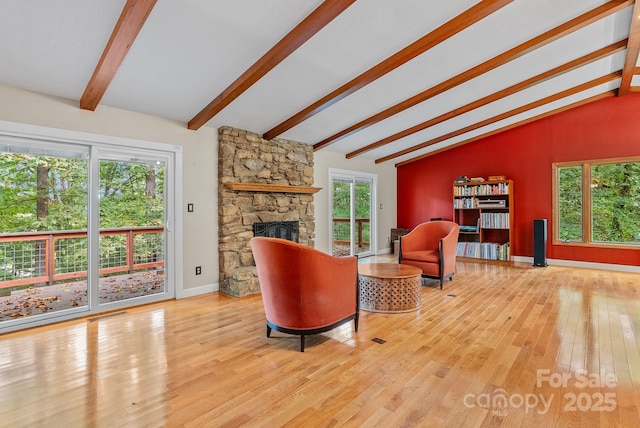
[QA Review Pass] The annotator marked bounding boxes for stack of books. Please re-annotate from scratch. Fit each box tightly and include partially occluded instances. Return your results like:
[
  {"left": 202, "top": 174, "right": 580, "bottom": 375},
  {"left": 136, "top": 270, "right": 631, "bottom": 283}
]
[
  {"left": 481, "top": 212, "right": 509, "bottom": 228},
  {"left": 456, "top": 242, "right": 510, "bottom": 260}
]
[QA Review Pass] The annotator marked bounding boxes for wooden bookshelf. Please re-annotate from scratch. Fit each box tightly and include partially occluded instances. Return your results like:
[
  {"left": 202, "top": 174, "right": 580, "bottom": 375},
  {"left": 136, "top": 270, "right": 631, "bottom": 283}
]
[{"left": 453, "top": 180, "right": 513, "bottom": 261}]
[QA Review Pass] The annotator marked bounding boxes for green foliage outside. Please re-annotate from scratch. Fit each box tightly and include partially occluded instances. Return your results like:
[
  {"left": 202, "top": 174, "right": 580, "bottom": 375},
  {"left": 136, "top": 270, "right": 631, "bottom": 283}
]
[
  {"left": 332, "top": 180, "right": 371, "bottom": 249},
  {"left": 0, "top": 154, "right": 88, "bottom": 232},
  {"left": 0, "top": 153, "right": 165, "bottom": 282},
  {"left": 591, "top": 162, "right": 640, "bottom": 243},
  {"left": 99, "top": 160, "right": 164, "bottom": 228},
  {"left": 558, "top": 161, "right": 640, "bottom": 244},
  {"left": 0, "top": 154, "right": 164, "bottom": 232},
  {"left": 332, "top": 181, "right": 371, "bottom": 218}
]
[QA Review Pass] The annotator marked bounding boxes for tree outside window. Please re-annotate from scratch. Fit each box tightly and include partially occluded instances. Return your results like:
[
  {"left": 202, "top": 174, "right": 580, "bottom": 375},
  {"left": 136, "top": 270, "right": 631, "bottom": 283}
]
[
  {"left": 591, "top": 162, "right": 640, "bottom": 244},
  {"left": 554, "top": 157, "right": 640, "bottom": 247}
]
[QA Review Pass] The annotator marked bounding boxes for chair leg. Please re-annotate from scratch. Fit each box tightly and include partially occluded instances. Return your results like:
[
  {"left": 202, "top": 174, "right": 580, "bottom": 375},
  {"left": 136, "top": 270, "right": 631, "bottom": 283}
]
[
  {"left": 266, "top": 324, "right": 272, "bottom": 337},
  {"left": 300, "top": 335, "right": 305, "bottom": 352},
  {"left": 354, "top": 313, "right": 359, "bottom": 332},
  {"left": 439, "top": 276, "right": 443, "bottom": 289}
]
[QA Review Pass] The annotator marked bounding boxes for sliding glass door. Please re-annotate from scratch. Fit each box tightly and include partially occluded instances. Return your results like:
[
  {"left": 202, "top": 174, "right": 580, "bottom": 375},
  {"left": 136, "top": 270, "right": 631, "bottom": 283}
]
[
  {"left": 0, "top": 134, "right": 177, "bottom": 332},
  {"left": 330, "top": 169, "right": 376, "bottom": 257}
]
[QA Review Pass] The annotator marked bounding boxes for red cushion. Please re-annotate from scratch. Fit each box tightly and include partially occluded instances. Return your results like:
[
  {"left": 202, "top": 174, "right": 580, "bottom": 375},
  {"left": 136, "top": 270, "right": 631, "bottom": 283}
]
[{"left": 402, "top": 250, "right": 439, "bottom": 263}]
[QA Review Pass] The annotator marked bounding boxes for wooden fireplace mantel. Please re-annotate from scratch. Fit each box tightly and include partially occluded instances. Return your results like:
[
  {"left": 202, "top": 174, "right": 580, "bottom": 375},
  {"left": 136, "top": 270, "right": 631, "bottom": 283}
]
[{"left": 224, "top": 182, "right": 321, "bottom": 194}]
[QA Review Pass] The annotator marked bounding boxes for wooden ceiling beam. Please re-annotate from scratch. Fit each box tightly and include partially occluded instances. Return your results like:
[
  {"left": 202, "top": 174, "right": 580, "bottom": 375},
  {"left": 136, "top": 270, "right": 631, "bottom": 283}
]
[
  {"left": 313, "top": 0, "right": 633, "bottom": 151},
  {"left": 618, "top": 0, "right": 640, "bottom": 96},
  {"left": 187, "top": 0, "right": 355, "bottom": 131},
  {"left": 262, "top": 0, "right": 513, "bottom": 140},
  {"left": 347, "top": 40, "right": 626, "bottom": 158},
  {"left": 80, "top": 0, "right": 157, "bottom": 111},
  {"left": 394, "top": 91, "right": 617, "bottom": 167},
  {"left": 376, "top": 72, "right": 622, "bottom": 163}
]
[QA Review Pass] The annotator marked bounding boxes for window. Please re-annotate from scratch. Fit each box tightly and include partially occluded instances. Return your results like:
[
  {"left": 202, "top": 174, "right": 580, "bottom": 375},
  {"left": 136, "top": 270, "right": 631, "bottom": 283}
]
[{"left": 553, "top": 157, "right": 640, "bottom": 247}]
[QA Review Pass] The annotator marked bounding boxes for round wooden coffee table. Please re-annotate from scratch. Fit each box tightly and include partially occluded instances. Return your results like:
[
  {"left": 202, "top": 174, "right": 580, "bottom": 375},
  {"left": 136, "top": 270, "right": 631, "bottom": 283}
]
[{"left": 358, "top": 263, "right": 423, "bottom": 313}]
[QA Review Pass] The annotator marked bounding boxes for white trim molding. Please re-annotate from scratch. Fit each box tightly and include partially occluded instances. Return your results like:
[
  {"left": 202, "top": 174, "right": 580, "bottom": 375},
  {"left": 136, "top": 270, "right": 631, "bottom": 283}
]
[
  {"left": 512, "top": 256, "right": 640, "bottom": 274},
  {"left": 177, "top": 283, "right": 219, "bottom": 298}
]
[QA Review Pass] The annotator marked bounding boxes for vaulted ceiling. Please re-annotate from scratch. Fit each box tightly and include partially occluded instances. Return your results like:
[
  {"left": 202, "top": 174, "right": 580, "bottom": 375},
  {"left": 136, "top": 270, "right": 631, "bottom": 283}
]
[{"left": 1, "top": 0, "right": 638, "bottom": 166}]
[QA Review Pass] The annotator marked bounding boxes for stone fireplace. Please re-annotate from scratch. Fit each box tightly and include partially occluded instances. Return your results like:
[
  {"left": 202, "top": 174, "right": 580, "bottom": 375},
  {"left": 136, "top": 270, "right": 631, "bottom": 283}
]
[{"left": 218, "top": 127, "right": 316, "bottom": 296}]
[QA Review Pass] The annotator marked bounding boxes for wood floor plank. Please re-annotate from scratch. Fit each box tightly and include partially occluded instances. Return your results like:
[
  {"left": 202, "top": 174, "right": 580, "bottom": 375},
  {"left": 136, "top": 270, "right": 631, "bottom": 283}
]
[{"left": 1, "top": 259, "right": 640, "bottom": 427}]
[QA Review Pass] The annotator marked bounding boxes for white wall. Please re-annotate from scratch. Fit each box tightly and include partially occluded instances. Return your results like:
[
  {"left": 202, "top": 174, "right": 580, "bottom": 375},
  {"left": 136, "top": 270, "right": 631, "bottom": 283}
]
[
  {"left": 0, "top": 84, "right": 218, "bottom": 294},
  {"left": 314, "top": 150, "right": 397, "bottom": 255}
]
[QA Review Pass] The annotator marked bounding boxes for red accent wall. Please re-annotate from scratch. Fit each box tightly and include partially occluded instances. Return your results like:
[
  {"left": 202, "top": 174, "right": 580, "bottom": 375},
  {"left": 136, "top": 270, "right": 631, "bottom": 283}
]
[{"left": 397, "top": 93, "right": 640, "bottom": 266}]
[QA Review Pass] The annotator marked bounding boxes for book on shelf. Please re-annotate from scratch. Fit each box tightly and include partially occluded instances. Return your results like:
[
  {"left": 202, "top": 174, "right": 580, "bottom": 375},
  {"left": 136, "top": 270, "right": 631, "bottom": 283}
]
[{"left": 456, "top": 242, "right": 510, "bottom": 260}]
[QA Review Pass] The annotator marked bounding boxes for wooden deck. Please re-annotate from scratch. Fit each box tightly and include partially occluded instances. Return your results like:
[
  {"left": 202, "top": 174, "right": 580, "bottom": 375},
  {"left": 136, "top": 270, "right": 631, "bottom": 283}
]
[
  {"left": 1, "top": 258, "right": 639, "bottom": 427},
  {"left": 0, "top": 271, "right": 164, "bottom": 321}
]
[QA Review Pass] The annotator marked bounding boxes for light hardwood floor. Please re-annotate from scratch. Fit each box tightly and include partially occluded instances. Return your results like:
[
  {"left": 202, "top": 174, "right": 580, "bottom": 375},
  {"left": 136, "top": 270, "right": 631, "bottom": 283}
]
[{"left": 1, "top": 257, "right": 640, "bottom": 427}]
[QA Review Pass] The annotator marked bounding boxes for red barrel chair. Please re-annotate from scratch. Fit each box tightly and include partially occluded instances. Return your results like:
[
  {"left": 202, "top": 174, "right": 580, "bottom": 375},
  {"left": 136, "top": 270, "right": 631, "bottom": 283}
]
[
  {"left": 250, "top": 237, "right": 359, "bottom": 352},
  {"left": 398, "top": 221, "right": 460, "bottom": 289}
]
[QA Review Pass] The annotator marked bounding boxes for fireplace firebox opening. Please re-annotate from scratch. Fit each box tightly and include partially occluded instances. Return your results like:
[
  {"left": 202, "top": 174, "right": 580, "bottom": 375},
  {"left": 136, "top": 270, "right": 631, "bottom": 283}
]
[{"left": 253, "top": 221, "right": 299, "bottom": 243}]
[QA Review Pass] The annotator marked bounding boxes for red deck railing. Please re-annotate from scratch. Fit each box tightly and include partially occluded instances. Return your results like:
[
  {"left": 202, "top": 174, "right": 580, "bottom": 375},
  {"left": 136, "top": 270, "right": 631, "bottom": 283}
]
[
  {"left": 0, "top": 227, "right": 164, "bottom": 290},
  {"left": 332, "top": 218, "right": 370, "bottom": 246}
]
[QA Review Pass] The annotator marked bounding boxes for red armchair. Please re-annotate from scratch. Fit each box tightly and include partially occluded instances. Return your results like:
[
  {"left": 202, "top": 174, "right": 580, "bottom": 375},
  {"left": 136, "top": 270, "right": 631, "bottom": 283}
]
[
  {"left": 250, "top": 237, "right": 359, "bottom": 352},
  {"left": 398, "top": 221, "right": 460, "bottom": 289}
]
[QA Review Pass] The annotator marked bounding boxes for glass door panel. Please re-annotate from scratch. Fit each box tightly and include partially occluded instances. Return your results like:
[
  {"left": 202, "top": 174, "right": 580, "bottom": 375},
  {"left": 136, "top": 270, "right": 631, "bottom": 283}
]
[
  {"left": 354, "top": 178, "right": 372, "bottom": 256},
  {"left": 330, "top": 171, "right": 375, "bottom": 258},
  {"left": 0, "top": 148, "right": 89, "bottom": 324},
  {"left": 98, "top": 159, "right": 165, "bottom": 305},
  {"left": 331, "top": 178, "right": 352, "bottom": 256}
]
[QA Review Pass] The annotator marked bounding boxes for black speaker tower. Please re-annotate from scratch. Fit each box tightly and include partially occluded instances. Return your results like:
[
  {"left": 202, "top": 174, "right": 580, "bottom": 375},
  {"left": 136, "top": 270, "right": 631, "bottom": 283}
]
[{"left": 533, "top": 219, "right": 547, "bottom": 267}]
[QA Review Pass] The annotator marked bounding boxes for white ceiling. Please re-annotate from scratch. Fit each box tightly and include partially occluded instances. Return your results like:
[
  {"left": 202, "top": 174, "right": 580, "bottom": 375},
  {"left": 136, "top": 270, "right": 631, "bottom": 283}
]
[{"left": 0, "top": 0, "right": 638, "bottom": 165}]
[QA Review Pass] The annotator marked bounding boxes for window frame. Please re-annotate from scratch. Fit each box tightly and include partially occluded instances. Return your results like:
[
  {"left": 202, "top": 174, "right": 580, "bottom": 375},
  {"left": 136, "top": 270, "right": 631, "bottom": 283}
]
[{"left": 552, "top": 156, "right": 640, "bottom": 249}]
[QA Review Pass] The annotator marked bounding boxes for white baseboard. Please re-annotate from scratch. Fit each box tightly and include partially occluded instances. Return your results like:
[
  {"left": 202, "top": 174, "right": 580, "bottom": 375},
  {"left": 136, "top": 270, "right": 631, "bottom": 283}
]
[
  {"left": 177, "top": 282, "right": 219, "bottom": 299},
  {"left": 512, "top": 256, "right": 640, "bottom": 274}
]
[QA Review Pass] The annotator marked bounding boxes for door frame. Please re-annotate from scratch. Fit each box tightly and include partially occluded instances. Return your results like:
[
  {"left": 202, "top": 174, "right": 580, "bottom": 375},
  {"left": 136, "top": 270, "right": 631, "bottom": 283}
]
[
  {"left": 328, "top": 168, "right": 377, "bottom": 257},
  {"left": 0, "top": 120, "right": 183, "bottom": 333}
]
